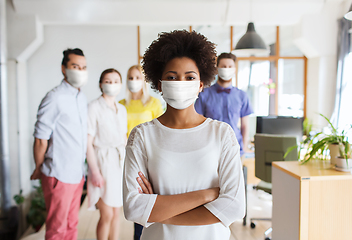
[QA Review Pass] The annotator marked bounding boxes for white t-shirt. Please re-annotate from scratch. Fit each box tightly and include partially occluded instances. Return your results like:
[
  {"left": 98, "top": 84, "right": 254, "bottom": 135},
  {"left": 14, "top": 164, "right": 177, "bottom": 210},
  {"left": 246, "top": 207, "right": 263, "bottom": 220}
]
[{"left": 123, "top": 118, "right": 245, "bottom": 240}]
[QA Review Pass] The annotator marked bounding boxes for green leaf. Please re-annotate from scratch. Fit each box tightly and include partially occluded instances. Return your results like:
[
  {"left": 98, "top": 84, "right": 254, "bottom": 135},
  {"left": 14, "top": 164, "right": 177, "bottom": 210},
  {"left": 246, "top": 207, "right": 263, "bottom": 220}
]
[
  {"left": 13, "top": 189, "right": 24, "bottom": 205},
  {"left": 284, "top": 145, "right": 298, "bottom": 159},
  {"left": 319, "top": 113, "right": 337, "bottom": 134}
]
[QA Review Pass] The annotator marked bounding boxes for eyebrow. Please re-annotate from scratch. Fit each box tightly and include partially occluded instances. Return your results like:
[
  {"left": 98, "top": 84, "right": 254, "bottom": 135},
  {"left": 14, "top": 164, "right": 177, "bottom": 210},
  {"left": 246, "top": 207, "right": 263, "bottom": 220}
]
[
  {"left": 185, "top": 71, "right": 198, "bottom": 75},
  {"left": 165, "top": 70, "right": 198, "bottom": 75}
]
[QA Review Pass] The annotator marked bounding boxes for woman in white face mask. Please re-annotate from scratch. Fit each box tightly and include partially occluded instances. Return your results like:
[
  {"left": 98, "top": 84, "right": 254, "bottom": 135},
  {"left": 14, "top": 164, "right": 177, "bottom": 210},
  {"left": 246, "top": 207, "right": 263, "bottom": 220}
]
[
  {"left": 123, "top": 30, "right": 245, "bottom": 240},
  {"left": 119, "top": 65, "right": 163, "bottom": 137},
  {"left": 86, "top": 68, "right": 128, "bottom": 240}
]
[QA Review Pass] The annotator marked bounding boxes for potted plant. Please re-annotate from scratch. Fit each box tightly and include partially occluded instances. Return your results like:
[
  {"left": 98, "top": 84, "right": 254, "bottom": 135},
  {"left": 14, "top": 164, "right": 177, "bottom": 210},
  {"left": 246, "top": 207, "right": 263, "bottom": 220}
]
[
  {"left": 26, "top": 185, "right": 46, "bottom": 232},
  {"left": 285, "top": 114, "right": 351, "bottom": 164},
  {"left": 335, "top": 141, "right": 352, "bottom": 171}
]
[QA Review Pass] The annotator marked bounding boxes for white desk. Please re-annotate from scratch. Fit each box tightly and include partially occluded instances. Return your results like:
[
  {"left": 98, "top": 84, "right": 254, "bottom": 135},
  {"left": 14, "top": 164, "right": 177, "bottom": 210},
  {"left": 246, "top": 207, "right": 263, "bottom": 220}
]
[{"left": 272, "top": 161, "right": 352, "bottom": 240}]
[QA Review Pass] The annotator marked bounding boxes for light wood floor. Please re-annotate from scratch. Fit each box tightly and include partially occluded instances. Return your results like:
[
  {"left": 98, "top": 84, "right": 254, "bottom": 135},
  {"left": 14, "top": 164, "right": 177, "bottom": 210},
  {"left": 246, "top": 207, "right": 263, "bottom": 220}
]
[{"left": 75, "top": 183, "right": 272, "bottom": 240}]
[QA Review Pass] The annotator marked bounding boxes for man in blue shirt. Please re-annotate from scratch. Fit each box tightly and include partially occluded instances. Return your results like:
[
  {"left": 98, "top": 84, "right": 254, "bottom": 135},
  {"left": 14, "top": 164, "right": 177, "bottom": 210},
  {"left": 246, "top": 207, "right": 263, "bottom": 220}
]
[
  {"left": 30, "top": 48, "right": 89, "bottom": 240},
  {"left": 195, "top": 52, "right": 253, "bottom": 156}
]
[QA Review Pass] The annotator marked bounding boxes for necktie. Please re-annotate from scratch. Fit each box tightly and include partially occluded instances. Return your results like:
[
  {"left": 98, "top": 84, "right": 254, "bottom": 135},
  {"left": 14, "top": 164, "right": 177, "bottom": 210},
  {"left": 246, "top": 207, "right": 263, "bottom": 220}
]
[{"left": 217, "top": 88, "right": 231, "bottom": 94}]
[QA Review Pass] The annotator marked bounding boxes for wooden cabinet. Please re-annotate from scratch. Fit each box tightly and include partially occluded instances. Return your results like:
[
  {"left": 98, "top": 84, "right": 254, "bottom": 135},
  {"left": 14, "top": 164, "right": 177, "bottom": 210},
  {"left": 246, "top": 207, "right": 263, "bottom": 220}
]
[{"left": 272, "top": 161, "right": 352, "bottom": 240}]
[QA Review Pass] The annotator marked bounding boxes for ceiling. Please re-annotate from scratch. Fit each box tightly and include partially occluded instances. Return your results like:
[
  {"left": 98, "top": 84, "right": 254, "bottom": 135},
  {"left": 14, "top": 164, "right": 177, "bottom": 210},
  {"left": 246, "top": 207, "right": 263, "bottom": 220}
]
[{"left": 11, "top": 0, "right": 347, "bottom": 26}]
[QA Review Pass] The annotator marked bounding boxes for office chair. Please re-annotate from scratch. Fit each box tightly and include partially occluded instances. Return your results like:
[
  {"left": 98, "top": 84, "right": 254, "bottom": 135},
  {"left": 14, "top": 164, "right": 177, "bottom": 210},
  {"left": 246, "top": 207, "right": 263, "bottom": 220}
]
[{"left": 250, "top": 134, "right": 298, "bottom": 240}]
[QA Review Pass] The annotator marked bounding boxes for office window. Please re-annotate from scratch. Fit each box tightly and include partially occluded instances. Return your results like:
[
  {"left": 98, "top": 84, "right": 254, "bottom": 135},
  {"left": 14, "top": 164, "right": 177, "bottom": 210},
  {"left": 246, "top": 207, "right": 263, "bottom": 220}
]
[
  {"left": 278, "top": 59, "right": 304, "bottom": 117},
  {"left": 337, "top": 52, "right": 352, "bottom": 140},
  {"left": 237, "top": 61, "right": 271, "bottom": 116}
]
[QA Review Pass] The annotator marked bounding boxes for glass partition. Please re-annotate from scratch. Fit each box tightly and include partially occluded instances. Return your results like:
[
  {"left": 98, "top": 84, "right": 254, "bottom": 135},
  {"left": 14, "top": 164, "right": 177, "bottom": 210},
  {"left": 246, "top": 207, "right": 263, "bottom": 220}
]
[{"left": 277, "top": 59, "right": 304, "bottom": 117}]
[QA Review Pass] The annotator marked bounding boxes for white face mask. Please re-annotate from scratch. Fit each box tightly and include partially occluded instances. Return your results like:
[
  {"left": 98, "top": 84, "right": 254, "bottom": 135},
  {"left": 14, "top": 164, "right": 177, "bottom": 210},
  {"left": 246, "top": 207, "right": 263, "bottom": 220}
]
[
  {"left": 102, "top": 83, "right": 122, "bottom": 96},
  {"left": 127, "top": 79, "right": 143, "bottom": 93},
  {"left": 65, "top": 69, "right": 88, "bottom": 88},
  {"left": 161, "top": 80, "right": 201, "bottom": 110},
  {"left": 217, "top": 68, "right": 236, "bottom": 81}
]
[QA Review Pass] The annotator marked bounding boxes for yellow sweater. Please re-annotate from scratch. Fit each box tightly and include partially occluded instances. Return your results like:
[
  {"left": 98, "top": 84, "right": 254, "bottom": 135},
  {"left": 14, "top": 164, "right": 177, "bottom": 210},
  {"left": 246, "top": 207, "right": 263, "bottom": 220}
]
[{"left": 119, "top": 97, "right": 163, "bottom": 136}]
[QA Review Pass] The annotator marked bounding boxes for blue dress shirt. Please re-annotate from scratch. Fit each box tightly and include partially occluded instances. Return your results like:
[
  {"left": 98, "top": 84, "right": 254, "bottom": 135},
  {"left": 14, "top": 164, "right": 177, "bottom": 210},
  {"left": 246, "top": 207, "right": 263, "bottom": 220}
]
[
  {"left": 195, "top": 82, "right": 253, "bottom": 155},
  {"left": 34, "top": 80, "right": 88, "bottom": 184}
]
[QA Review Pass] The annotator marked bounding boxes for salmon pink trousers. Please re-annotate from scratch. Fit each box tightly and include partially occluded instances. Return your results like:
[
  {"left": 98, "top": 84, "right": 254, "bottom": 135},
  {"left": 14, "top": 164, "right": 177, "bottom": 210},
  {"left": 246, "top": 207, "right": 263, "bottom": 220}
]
[{"left": 41, "top": 174, "right": 85, "bottom": 240}]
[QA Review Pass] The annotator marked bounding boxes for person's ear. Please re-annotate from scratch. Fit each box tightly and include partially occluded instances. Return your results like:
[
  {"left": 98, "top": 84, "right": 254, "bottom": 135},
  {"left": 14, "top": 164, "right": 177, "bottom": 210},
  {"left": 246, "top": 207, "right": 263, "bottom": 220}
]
[
  {"left": 199, "top": 81, "right": 204, "bottom": 93},
  {"left": 61, "top": 65, "right": 66, "bottom": 78},
  {"left": 158, "top": 81, "right": 162, "bottom": 93}
]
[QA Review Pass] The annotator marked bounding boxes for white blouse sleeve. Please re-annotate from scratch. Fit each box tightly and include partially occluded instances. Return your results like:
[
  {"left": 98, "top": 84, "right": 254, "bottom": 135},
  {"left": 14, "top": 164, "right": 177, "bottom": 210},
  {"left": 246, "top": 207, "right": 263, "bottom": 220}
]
[
  {"left": 123, "top": 127, "right": 158, "bottom": 227},
  {"left": 204, "top": 124, "right": 246, "bottom": 227}
]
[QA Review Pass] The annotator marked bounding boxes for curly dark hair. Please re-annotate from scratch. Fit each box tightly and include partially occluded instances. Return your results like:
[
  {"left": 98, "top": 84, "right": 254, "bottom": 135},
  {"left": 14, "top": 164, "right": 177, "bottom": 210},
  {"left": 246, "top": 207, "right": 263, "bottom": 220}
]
[{"left": 142, "top": 30, "right": 217, "bottom": 90}]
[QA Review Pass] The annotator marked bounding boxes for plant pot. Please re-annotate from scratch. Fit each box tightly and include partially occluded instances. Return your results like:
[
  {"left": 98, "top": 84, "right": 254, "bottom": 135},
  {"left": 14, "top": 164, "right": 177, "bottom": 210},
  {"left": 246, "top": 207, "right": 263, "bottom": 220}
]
[
  {"left": 329, "top": 143, "right": 340, "bottom": 165},
  {"left": 335, "top": 157, "right": 352, "bottom": 172}
]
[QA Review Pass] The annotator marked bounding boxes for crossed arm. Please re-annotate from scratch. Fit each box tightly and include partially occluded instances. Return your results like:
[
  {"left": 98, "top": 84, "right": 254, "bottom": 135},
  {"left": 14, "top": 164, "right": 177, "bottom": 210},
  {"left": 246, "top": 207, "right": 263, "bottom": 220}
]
[{"left": 136, "top": 172, "right": 221, "bottom": 226}]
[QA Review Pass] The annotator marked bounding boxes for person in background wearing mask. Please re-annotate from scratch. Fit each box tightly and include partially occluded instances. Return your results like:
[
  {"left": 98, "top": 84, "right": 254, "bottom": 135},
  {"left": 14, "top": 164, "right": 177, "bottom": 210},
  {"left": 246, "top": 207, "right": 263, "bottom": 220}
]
[
  {"left": 123, "top": 30, "right": 245, "bottom": 240},
  {"left": 119, "top": 65, "right": 163, "bottom": 239},
  {"left": 30, "top": 48, "right": 88, "bottom": 240},
  {"left": 86, "top": 68, "right": 127, "bottom": 240},
  {"left": 119, "top": 65, "right": 163, "bottom": 137},
  {"left": 195, "top": 52, "right": 253, "bottom": 157}
]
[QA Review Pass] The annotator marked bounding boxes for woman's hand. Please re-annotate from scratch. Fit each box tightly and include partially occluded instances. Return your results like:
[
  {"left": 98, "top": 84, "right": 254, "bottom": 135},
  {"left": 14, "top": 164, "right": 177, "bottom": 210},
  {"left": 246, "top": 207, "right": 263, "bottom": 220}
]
[
  {"left": 137, "top": 171, "right": 154, "bottom": 194},
  {"left": 90, "top": 170, "right": 105, "bottom": 188}
]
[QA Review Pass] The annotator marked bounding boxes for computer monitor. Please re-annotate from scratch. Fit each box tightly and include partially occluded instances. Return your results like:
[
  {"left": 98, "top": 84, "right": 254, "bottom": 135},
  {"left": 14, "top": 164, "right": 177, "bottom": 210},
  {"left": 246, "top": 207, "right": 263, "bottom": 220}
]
[{"left": 256, "top": 116, "right": 304, "bottom": 141}]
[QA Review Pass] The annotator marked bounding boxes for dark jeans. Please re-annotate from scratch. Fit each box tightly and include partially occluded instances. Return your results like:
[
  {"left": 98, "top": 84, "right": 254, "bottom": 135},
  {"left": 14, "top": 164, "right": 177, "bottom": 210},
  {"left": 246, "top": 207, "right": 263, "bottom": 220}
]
[{"left": 134, "top": 223, "right": 143, "bottom": 240}]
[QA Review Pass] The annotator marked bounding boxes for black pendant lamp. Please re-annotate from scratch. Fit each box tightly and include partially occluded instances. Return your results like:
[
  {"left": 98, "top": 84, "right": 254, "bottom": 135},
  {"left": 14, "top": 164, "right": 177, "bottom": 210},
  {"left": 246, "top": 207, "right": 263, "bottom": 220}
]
[
  {"left": 344, "top": 4, "right": 352, "bottom": 21},
  {"left": 233, "top": 22, "right": 268, "bottom": 55}
]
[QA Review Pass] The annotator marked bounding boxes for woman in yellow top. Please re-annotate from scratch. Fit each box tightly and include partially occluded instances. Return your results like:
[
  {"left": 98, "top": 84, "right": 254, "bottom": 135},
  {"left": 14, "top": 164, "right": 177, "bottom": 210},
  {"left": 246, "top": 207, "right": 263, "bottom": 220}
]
[
  {"left": 119, "top": 64, "right": 163, "bottom": 239},
  {"left": 119, "top": 65, "right": 163, "bottom": 137}
]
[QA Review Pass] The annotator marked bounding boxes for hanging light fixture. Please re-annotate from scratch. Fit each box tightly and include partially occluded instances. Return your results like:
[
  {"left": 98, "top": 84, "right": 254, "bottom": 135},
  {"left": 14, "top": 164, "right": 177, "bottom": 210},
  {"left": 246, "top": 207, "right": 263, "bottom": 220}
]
[
  {"left": 232, "top": 0, "right": 268, "bottom": 55},
  {"left": 344, "top": 4, "right": 352, "bottom": 21},
  {"left": 233, "top": 22, "right": 268, "bottom": 55}
]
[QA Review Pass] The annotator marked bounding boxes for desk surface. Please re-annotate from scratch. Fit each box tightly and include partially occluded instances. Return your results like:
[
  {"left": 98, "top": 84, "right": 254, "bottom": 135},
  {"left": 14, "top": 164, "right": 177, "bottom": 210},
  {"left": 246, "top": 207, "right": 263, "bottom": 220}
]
[{"left": 272, "top": 161, "right": 352, "bottom": 180}]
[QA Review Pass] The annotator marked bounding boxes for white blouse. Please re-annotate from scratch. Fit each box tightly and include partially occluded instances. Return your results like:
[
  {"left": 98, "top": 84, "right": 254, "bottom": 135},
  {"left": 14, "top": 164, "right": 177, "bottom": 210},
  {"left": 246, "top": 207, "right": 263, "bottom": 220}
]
[{"left": 123, "top": 118, "right": 245, "bottom": 240}]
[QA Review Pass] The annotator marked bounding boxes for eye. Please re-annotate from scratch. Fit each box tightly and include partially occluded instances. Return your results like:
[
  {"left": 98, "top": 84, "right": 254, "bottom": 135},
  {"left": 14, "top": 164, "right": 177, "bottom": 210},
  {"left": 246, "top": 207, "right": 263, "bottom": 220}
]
[
  {"left": 186, "top": 76, "right": 195, "bottom": 80},
  {"left": 166, "top": 76, "right": 176, "bottom": 80}
]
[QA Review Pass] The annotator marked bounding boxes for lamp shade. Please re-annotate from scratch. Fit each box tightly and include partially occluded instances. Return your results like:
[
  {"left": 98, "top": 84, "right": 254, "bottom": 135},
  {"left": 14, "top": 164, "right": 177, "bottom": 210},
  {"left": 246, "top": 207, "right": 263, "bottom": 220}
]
[
  {"left": 344, "top": 4, "right": 352, "bottom": 21},
  {"left": 233, "top": 22, "right": 269, "bottom": 55}
]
